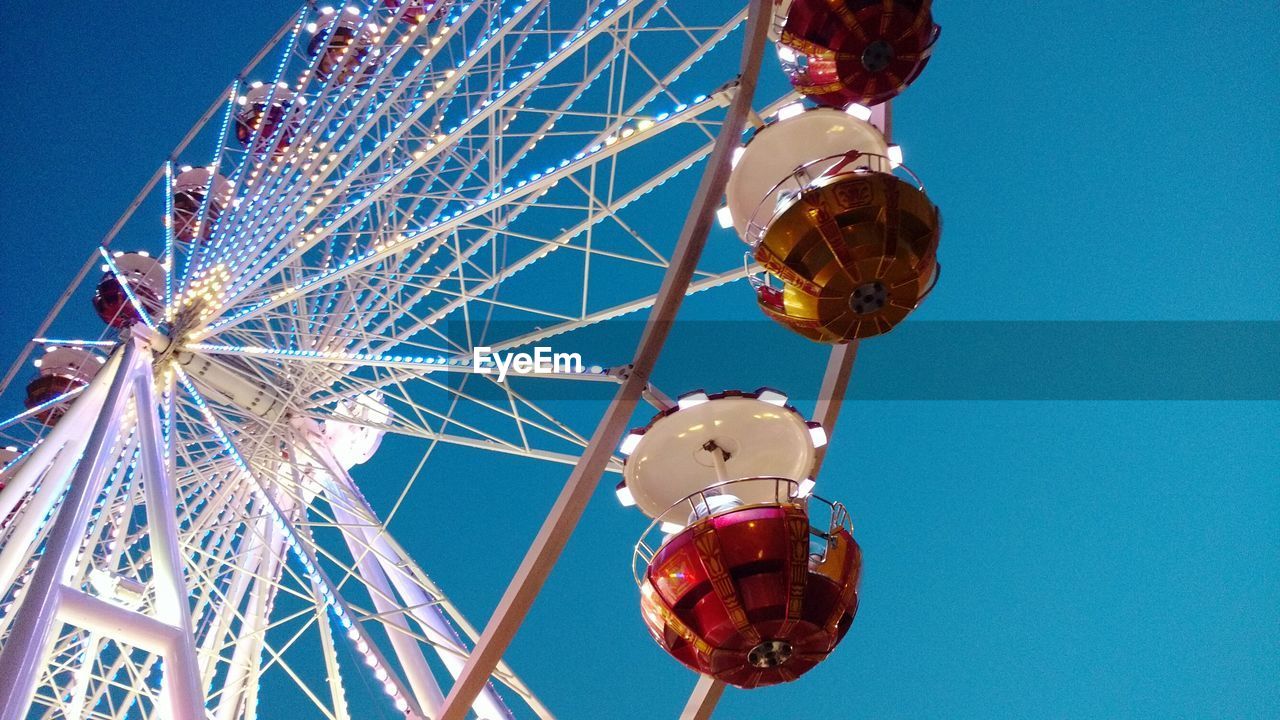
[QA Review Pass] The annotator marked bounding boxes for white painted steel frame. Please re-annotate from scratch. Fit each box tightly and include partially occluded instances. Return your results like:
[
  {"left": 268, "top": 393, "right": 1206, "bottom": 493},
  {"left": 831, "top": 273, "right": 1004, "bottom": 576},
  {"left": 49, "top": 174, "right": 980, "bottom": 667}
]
[{"left": 0, "top": 337, "right": 204, "bottom": 720}]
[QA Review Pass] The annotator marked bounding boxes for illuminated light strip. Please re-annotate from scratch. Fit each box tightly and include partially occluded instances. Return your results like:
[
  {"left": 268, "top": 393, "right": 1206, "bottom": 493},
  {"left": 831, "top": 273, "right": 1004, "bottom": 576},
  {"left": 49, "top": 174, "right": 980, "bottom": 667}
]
[
  {"left": 216, "top": 0, "right": 631, "bottom": 306},
  {"left": 259, "top": 0, "right": 485, "bottom": 210},
  {"left": 306, "top": 2, "right": 565, "bottom": 339},
  {"left": 162, "top": 162, "right": 176, "bottom": 312},
  {"left": 190, "top": 11, "right": 307, "bottom": 283},
  {"left": 219, "top": 86, "right": 496, "bottom": 299},
  {"left": 211, "top": 0, "right": 498, "bottom": 293},
  {"left": 395, "top": 125, "right": 728, "bottom": 340},
  {"left": 97, "top": 248, "right": 158, "bottom": 332},
  {"left": 186, "top": 343, "right": 613, "bottom": 379},
  {"left": 293, "top": 74, "right": 781, "bottom": 361},
  {"left": 286, "top": 3, "right": 444, "bottom": 338},
  {"left": 31, "top": 339, "right": 117, "bottom": 348},
  {"left": 0, "top": 445, "right": 33, "bottom": 474},
  {"left": 179, "top": 80, "right": 242, "bottom": 291},
  {"left": 173, "top": 368, "right": 421, "bottom": 715},
  {"left": 160, "top": 379, "right": 173, "bottom": 463},
  {"left": 353, "top": 7, "right": 743, "bottom": 348},
  {"left": 0, "top": 385, "right": 88, "bottom": 433},
  {"left": 198, "top": 92, "right": 723, "bottom": 337},
  {"left": 212, "top": 0, "right": 435, "bottom": 273}
]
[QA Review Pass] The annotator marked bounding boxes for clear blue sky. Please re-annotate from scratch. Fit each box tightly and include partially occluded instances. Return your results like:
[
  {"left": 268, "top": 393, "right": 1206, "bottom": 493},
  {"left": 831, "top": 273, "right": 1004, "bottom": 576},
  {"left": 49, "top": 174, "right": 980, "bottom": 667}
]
[{"left": 1, "top": 2, "right": 1277, "bottom": 718}]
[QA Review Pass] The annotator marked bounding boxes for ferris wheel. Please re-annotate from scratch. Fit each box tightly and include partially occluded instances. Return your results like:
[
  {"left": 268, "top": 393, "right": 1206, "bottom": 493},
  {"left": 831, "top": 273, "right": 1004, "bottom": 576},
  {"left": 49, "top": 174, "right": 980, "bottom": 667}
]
[{"left": 0, "top": 1, "right": 941, "bottom": 718}]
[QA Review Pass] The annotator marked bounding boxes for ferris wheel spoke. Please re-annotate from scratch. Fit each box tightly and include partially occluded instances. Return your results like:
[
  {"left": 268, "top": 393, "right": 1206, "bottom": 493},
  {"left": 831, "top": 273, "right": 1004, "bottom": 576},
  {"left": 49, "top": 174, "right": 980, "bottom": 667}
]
[
  {"left": 244, "top": 110, "right": 727, "bottom": 351},
  {"left": 517, "top": 264, "right": 757, "bottom": 354},
  {"left": 188, "top": 466, "right": 432, "bottom": 719},
  {"left": 317, "top": 98, "right": 787, "bottom": 362},
  {"left": 196, "top": 510, "right": 284, "bottom": 715},
  {"left": 184, "top": 1, "right": 463, "bottom": 289},
  {"left": 0, "top": 387, "right": 88, "bottom": 436},
  {"left": 177, "top": 345, "right": 609, "bottom": 486},
  {"left": 347, "top": 0, "right": 708, "bottom": 261},
  {"left": 288, "top": 435, "right": 547, "bottom": 717},
  {"left": 210, "top": 601, "right": 337, "bottom": 719},
  {"left": 184, "top": 10, "right": 312, "bottom": 288},
  {"left": 357, "top": 369, "right": 592, "bottom": 452},
  {"left": 30, "top": 635, "right": 165, "bottom": 720},
  {"left": 493, "top": 374, "right": 594, "bottom": 446},
  {"left": 234, "top": 467, "right": 531, "bottom": 718},
  {"left": 203, "top": 0, "right": 747, "bottom": 332},
  {"left": 232, "top": 7, "right": 582, "bottom": 287},
  {"left": 210, "top": 0, "right": 560, "bottom": 300},
  {"left": 189, "top": 342, "right": 614, "bottom": 384},
  {"left": 200, "top": 88, "right": 738, "bottom": 343},
  {"left": 312, "top": 361, "right": 612, "bottom": 451}
]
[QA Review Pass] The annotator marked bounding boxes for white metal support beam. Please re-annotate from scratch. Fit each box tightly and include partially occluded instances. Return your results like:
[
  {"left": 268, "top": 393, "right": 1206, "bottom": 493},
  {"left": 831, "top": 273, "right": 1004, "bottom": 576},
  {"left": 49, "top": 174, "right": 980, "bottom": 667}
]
[
  {"left": 0, "top": 340, "right": 136, "bottom": 720},
  {"left": 132, "top": 344, "right": 207, "bottom": 718},
  {"left": 286, "top": 425, "right": 449, "bottom": 717},
  {"left": 294, "top": 418, "right": 538, "bottom": 720},
  {"left": 0, "top": 335, "right": 206, "bottom": 720}
]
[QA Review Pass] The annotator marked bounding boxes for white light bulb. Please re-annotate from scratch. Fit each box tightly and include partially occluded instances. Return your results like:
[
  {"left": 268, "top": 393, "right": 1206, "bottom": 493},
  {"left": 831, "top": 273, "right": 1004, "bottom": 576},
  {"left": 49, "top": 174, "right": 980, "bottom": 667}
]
[
  {"left": 619, "top": 431, "right": 643, "bottom": 457},
  {"left": 677, "top": 392, "right": 710, "bottom": 410},
  {"left": 844, "top": 102, "right": 873, "bottom": 121},
  {"left": 777, "top": 102, "right": 805, "bottom": 121},
  {"left": 757, "top": 389, "right": 788, "bottom": 407},
  {"left": 887, "top": 144, "right": 904, "bottom": 168},
  {"left": 808, "top": 424, "right": 828, "bottom": 449},
  {"left": 615, "top": 485, "right": 636, "bottom": 507}
]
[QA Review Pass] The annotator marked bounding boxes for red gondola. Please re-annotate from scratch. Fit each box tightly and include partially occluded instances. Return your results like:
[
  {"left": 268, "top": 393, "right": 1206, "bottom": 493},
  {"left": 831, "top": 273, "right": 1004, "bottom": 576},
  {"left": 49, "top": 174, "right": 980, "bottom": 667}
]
[
  {"left": 92, "top": 252, "right": 165, "bottom": 328},
  {"left": 775, "top": 0, "right": 940, "bottom": 108}
]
